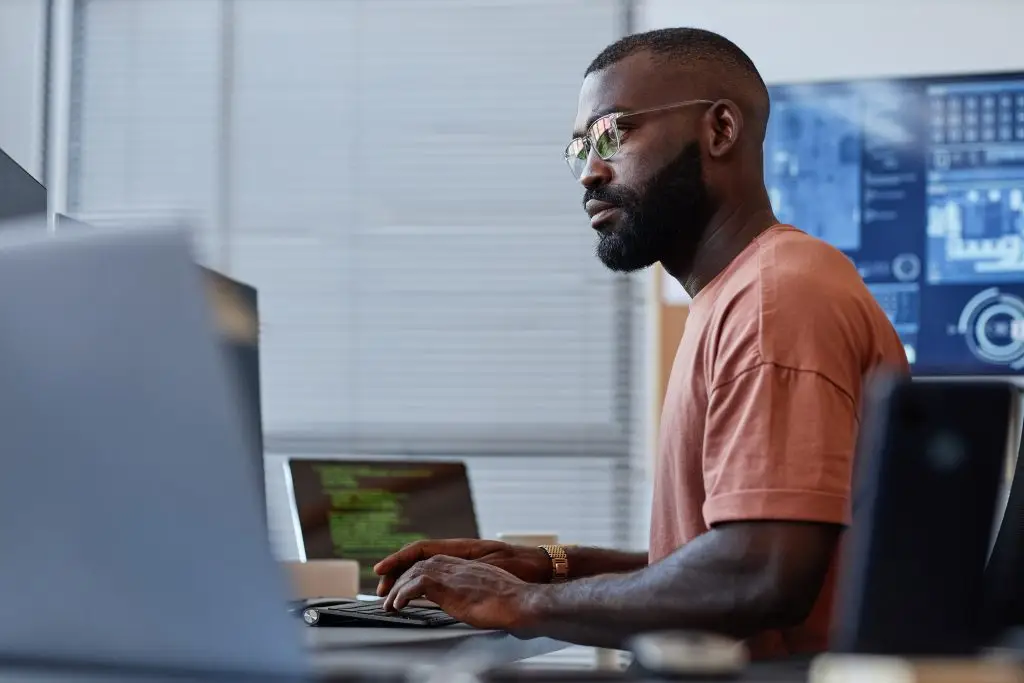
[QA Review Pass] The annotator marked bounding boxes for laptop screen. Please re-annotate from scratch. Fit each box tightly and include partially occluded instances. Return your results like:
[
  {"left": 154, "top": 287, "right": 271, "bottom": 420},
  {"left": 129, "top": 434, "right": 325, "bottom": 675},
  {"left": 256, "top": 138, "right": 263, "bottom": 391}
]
[{"left": 287, "top": 459, "right": 479, "bottom": 593}]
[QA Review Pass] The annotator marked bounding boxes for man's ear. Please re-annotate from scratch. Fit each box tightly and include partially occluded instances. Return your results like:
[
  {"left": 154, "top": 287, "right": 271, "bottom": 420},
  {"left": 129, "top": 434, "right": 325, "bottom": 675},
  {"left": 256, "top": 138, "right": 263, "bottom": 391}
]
[{"left": 704, "top": 99, "right": 743, "bottom": 159}]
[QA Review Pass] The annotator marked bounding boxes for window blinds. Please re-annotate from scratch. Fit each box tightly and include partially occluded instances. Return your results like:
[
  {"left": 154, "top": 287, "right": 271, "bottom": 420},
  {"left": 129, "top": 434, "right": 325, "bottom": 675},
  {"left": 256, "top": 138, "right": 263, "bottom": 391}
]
[{"left": 67, "top": 0, "right": 643, "bottom": 667}]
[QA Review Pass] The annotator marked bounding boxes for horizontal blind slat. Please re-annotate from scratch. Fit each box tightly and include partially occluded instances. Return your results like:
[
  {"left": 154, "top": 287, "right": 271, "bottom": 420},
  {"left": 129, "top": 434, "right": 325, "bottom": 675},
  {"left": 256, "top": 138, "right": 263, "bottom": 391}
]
[
  {"left": 226, "top": 0, "right": 631, "bottom": 452},
  {"left": 70, "top": 0, "right": 223, "bottom": 263}
]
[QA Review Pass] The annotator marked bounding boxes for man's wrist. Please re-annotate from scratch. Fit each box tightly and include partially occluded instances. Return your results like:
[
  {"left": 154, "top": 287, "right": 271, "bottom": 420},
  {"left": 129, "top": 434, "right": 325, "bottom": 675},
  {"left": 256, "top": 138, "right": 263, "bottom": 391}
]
[
  {"left": 513, "top": 581, "right": 557, "bottom": 632},
  {"left": 563, "top": 544, "right": 583, "bottom": 579}
]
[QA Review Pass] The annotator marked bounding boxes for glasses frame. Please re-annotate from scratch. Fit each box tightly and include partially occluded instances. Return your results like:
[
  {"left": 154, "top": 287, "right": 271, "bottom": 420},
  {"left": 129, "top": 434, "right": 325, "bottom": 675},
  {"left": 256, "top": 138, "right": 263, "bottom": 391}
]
[{"left": 564, "top": 99, "right": 715, "bottom": 178}]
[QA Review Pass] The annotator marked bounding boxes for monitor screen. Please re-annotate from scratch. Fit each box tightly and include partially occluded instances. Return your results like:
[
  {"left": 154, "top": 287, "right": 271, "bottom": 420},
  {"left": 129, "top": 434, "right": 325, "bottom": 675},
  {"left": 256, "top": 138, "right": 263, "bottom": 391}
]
[
  {"left": 287, "top": 459, "right": 479, "bottom": 593},
  {"left": 766, "top": 72, "right": 1024, "bottom": 376}
]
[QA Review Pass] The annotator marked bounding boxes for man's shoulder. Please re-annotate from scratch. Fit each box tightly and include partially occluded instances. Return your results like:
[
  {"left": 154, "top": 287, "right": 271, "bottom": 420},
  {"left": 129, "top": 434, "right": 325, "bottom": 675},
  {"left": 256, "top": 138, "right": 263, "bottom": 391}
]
[
  {"left": 759, "top": 225, "right": 864, "bottom": 289},
  {"left": 710, "top": 225, "right": 872, "bottom": 317},
  {"left": 774, "top": 240, "right": 869, "bottom": 310},
  {"left": 705, "top": 225, "right": 903, "bottom": 383}
]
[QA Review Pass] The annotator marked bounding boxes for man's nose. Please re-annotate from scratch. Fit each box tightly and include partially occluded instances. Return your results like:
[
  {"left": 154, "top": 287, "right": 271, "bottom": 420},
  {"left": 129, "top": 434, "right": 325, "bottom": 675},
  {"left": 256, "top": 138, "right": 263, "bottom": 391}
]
[{"left": 579, "top": 150, "right": 613, "bottom": 190}]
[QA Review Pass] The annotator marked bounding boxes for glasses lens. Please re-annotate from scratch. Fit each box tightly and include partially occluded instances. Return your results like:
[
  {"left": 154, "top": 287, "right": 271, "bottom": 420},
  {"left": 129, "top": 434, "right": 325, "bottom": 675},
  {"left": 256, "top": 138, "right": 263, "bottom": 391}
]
[
  {"left": 565, "top": 138, "right": 588, "bottom": 177},
  {"left": 592, "top": 116, "right": 619, "bottom": 159}
]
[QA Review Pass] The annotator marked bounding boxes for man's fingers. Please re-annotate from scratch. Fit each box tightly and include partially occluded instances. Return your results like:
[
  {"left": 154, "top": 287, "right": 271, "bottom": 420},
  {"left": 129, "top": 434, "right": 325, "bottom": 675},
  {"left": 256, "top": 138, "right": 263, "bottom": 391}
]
[
  {"left": 384, "top": 566, "right": 423, "bottom": 611},
  {"left": 383, "top": 564, "right": 419, "bottom": 611},
  {"left": 384, "top": 555, "right": 463, "bottom": 610},
  {"left": 374, "top": 539, "right": 480, "bottom": 576},
  {"left": 375, "top": 565, "right": 416, "bottom": 597},
  {"left": 373, "top": 540, "right": 430, "bottom": 575},
  {"left": 375, "top": 542, "right": 434, "bottom": 596},
  {"left": 391, "top": 575, "right": 431, "bottom": 611}
]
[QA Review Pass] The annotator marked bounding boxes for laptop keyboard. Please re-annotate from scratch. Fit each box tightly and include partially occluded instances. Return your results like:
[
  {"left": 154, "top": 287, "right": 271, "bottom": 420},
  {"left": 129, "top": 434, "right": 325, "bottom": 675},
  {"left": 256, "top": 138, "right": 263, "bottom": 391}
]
[{"left": 301, "top": 601, "right": 459, "bottom": 628}]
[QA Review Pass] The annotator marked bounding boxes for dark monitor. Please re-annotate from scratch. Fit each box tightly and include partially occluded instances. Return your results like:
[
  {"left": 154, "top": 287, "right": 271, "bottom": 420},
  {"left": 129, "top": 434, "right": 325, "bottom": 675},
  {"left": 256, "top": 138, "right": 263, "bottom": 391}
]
[
  {"left": 983, "top": 426, "right": 1024, "bottom": 637},
  {"left": 766, "top": 72, "right": 1024, "bottom": 375},
  {"left": 202, "top": 268, "right": 265, "bottom": 519},
  {"left": 833, "top": 376, "right": 1014, "bottom": 655},
  {"left": 287, "top": 459, "right": 479, "bottom": 593},
  {"left": 0, "top": 147, "right": 46, "bottom": 221}
]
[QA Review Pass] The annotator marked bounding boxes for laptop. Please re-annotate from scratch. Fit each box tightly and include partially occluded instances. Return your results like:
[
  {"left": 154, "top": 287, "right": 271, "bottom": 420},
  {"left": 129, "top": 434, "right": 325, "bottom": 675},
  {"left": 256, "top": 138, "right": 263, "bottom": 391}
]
[
  {"left": 286, "top": 458, "right": 480, "bottom": 595},
  {"left": 0, "top": 223, "right": 308, "bottom": 679}
]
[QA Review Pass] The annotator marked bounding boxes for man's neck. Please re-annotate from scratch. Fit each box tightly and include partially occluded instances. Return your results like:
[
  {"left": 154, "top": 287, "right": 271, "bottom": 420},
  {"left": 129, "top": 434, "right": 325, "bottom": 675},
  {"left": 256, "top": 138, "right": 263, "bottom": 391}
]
[{"left": 664, "top": 201, "right": 778, "bottom": 298}]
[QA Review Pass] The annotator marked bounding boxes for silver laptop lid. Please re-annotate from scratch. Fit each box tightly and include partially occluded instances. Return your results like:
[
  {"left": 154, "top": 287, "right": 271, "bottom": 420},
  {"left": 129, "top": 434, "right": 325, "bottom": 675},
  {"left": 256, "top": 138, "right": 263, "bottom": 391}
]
[{"left": 0, "top": 225, "right": 306, "bottom": 678}]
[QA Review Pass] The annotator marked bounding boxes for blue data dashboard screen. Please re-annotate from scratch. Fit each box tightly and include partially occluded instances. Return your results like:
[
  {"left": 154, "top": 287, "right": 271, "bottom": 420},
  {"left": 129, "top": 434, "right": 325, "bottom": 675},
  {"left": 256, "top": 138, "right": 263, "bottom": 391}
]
[{"left": 766, "top": 73, "right": 1024, "bottom": 376}]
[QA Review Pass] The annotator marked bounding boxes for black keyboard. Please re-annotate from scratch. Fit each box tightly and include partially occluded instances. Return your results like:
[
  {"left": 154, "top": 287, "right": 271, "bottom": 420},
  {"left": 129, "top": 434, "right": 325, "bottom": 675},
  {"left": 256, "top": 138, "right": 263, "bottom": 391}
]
[{"left": 300, "top": 601, "right": 459, "bottom": 628}]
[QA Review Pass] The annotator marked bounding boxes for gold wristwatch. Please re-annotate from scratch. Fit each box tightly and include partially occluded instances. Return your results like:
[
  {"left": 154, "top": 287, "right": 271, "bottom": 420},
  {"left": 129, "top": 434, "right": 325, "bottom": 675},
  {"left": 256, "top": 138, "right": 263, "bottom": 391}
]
[{"left": 539, "top": 544, "right": 569, "bottom": 583}]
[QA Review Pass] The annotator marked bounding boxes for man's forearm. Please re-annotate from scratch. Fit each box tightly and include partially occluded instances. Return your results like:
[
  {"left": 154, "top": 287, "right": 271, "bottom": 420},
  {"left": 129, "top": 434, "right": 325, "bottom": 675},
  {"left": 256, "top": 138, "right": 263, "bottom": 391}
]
[
  {"left": 519, "top": 533, "right": 760, "bottom": 648},
  {"left": 565, "top": 547, "right": 648, "bottom": 579},
  {"left": 515, "top": 524, "right": 836, "bottom": 649}
]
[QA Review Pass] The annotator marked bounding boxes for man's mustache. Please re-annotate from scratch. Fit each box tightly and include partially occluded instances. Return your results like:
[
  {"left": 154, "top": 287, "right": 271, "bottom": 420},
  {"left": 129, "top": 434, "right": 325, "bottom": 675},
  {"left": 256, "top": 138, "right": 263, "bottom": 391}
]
[{"left": 582, "top": 187, "right": 637, "bottom": 211}]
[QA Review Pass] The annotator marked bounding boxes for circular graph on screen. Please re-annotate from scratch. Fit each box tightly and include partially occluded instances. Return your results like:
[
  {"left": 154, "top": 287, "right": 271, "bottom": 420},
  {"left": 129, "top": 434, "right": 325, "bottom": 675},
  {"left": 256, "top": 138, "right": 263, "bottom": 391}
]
[
  {"left": 892, "top": 253, "right": 921, "bottom": 282},
  {"left": 957, "top": 287, "right": 1024, "bottom": 369}
]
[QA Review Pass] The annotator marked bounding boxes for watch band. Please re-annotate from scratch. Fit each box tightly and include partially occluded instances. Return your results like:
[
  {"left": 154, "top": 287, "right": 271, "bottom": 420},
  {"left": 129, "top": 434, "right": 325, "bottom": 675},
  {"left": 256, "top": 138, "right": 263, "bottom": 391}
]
[{"left": 539, "top": 544, "right": 569, "bottom": 583}]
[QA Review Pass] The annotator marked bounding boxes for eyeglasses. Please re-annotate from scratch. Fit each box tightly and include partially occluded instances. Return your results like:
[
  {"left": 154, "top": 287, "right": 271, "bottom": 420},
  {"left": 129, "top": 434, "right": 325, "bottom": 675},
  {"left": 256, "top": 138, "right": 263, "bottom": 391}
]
[{"left": 563, "top": 100, "right": 715, "bottom": 179}]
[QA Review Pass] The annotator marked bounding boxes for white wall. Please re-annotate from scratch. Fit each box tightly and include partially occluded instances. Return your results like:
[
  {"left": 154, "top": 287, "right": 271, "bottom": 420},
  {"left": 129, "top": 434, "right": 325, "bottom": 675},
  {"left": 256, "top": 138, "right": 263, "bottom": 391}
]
[
  {"left": 639, "top": 0, "right": 1024, "bottom": 83},
  {"left": 0, "top": 0, "right": 46, "bottom": 179}
]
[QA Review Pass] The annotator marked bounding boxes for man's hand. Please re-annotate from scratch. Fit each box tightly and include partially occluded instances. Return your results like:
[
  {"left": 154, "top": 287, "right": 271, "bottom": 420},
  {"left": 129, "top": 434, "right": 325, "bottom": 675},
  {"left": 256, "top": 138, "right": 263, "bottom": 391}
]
[
  {"left": 374, "top": 539, "right": 551, "bottom": 597},
  {"left": 382, "top": 554, "right": 537, "bottom": 631}
]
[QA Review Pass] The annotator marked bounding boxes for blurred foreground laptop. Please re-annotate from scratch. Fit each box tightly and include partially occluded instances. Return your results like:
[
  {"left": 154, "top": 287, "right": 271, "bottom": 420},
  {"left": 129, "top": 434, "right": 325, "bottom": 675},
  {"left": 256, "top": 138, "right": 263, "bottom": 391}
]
[
  {"left": 287, "top": 458, "right": 480, "bottom": 596},
  {"left": 0, "top": 220, "right": 308, "bottom": 679}
]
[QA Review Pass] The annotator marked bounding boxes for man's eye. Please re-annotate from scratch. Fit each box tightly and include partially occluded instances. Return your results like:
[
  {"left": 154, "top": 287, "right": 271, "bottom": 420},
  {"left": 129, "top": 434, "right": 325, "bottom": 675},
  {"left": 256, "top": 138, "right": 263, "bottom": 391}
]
[{"left": 594, "top": 129, "right": 618, "bottom": 157}]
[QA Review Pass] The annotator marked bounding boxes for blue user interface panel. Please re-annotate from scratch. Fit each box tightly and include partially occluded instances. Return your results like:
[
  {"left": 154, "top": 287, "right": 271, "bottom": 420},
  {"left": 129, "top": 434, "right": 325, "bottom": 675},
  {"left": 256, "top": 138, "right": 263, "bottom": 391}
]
[{"left": 766, "top": 73, "right": 1024, "bottom": 376}]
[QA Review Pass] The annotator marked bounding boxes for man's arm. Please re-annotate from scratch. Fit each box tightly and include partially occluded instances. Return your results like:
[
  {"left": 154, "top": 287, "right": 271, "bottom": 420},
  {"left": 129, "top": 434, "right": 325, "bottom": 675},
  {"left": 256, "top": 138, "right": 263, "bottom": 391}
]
[
  {"left": 374, "top": 540, "right": 647, "bottom": 592},
  {"left": 516, "top": 520, "right": 841, "bottom": 649},
  {"left": 564, "top": 547, "right": 648, "bottom": 579}
]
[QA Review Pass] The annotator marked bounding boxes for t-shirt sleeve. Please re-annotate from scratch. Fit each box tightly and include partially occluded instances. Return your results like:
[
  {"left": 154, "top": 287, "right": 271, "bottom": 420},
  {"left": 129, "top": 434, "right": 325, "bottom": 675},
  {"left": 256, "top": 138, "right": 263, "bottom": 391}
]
[{"left": 701, "top": 362, "right": 858, "bottom": 527}]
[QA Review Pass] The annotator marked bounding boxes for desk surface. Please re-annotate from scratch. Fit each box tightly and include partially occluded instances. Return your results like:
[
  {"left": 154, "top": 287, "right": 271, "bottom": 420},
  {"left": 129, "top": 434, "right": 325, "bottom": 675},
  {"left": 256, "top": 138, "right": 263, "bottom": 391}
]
[
  {"left": 306, "top": 624, "right": 493, "bottom": 650},
  {"left": 0, "top": 627, "right": 567, "bottom": 683},
  {"left": 0, "top": 662, "right": 810, "bottom": 683},
  {"left": 308, "top": 625, "right": 570, "bottom": 679},
  {"left": 315, "top": 657, "right": 810, "bottom": 682}
]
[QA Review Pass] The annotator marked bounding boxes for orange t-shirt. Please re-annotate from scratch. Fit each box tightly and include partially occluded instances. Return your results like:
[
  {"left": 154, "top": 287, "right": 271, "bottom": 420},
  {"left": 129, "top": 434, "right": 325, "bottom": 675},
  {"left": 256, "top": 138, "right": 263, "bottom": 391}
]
[{"left": 651, "top": 224, "right": 909, "bottom": 660}]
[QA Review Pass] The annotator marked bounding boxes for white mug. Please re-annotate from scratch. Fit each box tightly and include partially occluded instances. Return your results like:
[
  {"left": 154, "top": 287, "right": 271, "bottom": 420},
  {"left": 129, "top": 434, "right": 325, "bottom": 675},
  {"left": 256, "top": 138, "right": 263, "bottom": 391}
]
[{"left": 282, "top": 559, "right": 360, "bottom": 600}]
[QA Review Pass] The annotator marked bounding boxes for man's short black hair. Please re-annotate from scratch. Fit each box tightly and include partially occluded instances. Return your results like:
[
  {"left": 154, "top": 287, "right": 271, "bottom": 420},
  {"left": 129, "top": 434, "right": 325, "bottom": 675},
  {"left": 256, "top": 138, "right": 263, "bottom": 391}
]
[{"left": 585, "top": 28, "right": 770, "bottom": 135}]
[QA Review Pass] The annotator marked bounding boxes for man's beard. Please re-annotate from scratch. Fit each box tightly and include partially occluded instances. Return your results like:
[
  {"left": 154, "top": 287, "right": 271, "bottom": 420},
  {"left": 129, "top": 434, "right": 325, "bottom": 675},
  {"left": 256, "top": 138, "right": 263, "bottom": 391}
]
[{"left": 586, "top": 142, "right": 713, "bottom": 273}]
